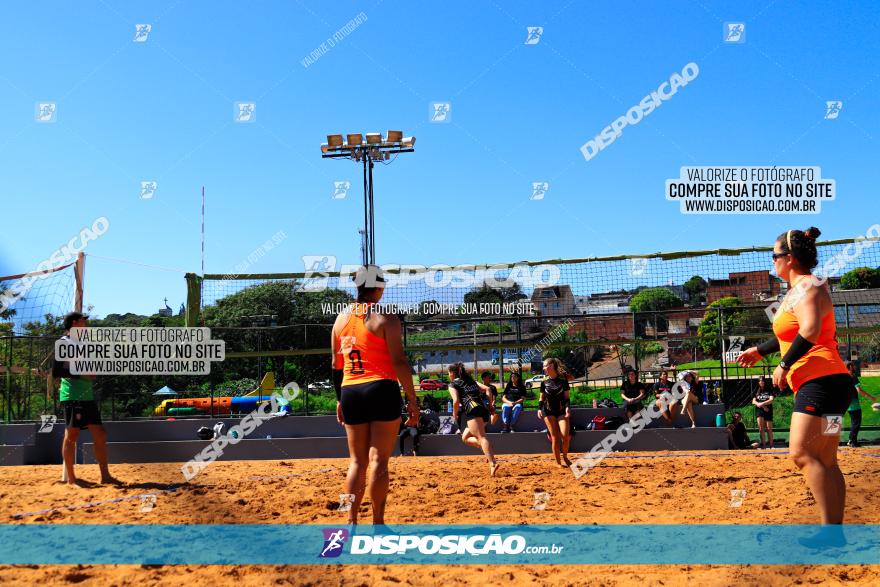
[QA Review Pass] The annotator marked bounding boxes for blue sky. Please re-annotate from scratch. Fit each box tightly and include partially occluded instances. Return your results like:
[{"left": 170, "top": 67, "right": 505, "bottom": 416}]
[{"left": 1, "top": 0, "right": 878, "bottom": 319}]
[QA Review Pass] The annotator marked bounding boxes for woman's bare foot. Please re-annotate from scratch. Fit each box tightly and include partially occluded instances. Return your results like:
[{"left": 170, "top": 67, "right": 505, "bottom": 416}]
[
  {"left": 562, "top": 456, "right": 572, "bottom": 467},
  {"left": 490, "top": 462, "right": 501, "bottom": 477},
  {"left": 101, "top": 476, "right": 124, "bottom": 485}
]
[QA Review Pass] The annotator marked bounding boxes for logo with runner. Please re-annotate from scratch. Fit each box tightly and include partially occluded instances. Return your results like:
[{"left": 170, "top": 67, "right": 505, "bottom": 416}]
[
  {"left": 723, "top": 22, "right": 745, "bottom": 43},
  {"left": 530, "top": 181, "right": 549, "bottom": 201},
  {"left": 525, "top": 26, "right": 544, "bottom": 45},
  {"left": 822, "top": 414, "right": 843, "bottom": 435},
  {"left": 38, "top": 414, "right": 57, "bottom": 433},
  {"left": 429, "top": 102, "right": 451, "bottom": 123},
  {"left": 139, "top": 495, "right": 157, "bottom": 513},
  {"left": 319, "top": 528, "right": 349, "bottom": 558},
  {"left": 629, "top": 257, "right": 649, "bottom": 276},
  {"left": 729, "top": 489, "right": 747, "bottom": 508},
  {"left": 824, "top": 101, "right": 843, "bottom": 120}
]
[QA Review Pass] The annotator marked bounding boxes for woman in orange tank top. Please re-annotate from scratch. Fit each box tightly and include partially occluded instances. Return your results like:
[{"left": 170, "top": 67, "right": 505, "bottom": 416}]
[
  {"left": 331, "top": 266, "right": 419, "bottom": 526},
  {"left": 739, "top": 227, "right": 856, "bottom": 535}
]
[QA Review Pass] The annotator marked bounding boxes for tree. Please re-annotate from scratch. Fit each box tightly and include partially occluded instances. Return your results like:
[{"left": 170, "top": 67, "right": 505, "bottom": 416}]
[
  {"left": 463, "top": 282, "right": 527, "bottom": 307},
  {"left": 629, "top": 288, "right": 682, "bottom": 313},
  {"left": 630, "top": 288, "right": 682, "bottom": 335},
  {"left": 839, "top": 267, "right": 880, "bottom": 290},
  {"left": 697, "top": 297, "right": 748, "bottom": 356},
  {"left": 683, "top": 276, "right": 708, "bottom": 305},
  {"left": 0, "top": 284, "right": 18, "bottom": 321}
]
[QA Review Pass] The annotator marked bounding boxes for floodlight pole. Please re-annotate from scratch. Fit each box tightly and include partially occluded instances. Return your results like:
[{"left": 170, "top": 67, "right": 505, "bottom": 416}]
[
  {"left": 321, "top": 133, "right": 415, "bottom": 267},
  {"left": 362, "top": 155, "right": 376, "bottom": 266}
]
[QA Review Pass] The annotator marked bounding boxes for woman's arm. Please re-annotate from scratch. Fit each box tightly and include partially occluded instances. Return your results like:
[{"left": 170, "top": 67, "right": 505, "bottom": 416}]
[
  {"left": 330, "top": 319, "right": 345, "bottom": 425},
  {"left": 449, "top": 386, "right": 461, "bottom": 420},
  {"left": 856, "top": 385, "right": 877, "bottom": 401},
  {"left": 381, "top": 314, "right": 418, "bottom": 425}
]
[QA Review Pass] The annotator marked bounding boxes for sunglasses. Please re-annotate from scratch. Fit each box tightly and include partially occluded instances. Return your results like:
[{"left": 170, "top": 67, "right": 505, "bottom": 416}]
[{"left": 771, "top": 252, "right": 790, "bottom": 261}]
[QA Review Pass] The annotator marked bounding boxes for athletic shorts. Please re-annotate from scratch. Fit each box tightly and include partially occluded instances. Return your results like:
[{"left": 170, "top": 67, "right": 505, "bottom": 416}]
[
  {"left": 793, "top": 373, "right": 856, "bottom": 417},
  {"left": 462, "top": 404, "right": 490, "bottom": 424},
  {"left": 756, "top": 407, "right": 773, "bottom": 422},
  {"left": 62, "top": 400, "right": 103, "bottom": 429},
  {"left": 340, "top": 379, "right": 402, "bottom": 425},
  {"left": 625, "top": 401, "right": 644, "bottom": 414},
  {"left": 543, "top": 408, "right": 567, "bottom": 419}
]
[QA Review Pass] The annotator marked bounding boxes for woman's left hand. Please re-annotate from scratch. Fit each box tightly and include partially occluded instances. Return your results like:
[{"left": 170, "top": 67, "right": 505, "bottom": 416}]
[
  {"left": 772, "top": 365, "right": 788, "bottom": 391},
  {"left": 565, "top": 407, "right": 571, "bottom": 418},
  {"left": 406, "top": 400, "right": 420, "bottom": 427}
]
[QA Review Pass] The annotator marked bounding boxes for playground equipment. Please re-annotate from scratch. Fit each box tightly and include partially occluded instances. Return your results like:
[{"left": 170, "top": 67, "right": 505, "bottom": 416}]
[{"left": 153, "top": 373, "right": 288, "bottom": 416}]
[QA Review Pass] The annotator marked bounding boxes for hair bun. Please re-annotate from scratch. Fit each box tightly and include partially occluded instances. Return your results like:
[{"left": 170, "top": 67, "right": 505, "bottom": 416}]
[{"left": 803, "top": 226, "right": 821, "bottom": 241}]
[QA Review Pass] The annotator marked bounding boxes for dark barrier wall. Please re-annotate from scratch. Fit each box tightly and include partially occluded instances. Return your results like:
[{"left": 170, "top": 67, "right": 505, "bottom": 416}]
[
  {"left": 82, "top": 428, "right": 729, "bottom": 464},
  {"left": 4, "top": 405, "right": 726, "bottom": 465}
]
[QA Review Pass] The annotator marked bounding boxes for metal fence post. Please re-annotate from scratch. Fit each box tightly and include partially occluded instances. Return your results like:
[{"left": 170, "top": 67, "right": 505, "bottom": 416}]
[{"left": 718, "top": 305, "right": 726, "bottom": 402}]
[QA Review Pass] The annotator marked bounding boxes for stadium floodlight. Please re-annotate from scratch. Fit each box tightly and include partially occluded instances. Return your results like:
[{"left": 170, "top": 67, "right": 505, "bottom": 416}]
[
  {"left": 321, "top": 129, "right": 416, "bottom": 265},
  {"left": 321, "top": 134, "right": 344, "bottom": 153}
]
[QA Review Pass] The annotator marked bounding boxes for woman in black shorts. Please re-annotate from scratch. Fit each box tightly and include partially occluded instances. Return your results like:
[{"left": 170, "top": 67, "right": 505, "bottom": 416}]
[
  {"left": 738, "top": 227, "right": 856, "bottom": 530},
  {"left": 751, "top": 376, "right": 775, "bottom": 448},
  {"left": 538, "top": 358, "right": 572, "bottom": 469},
  {"left": 448, "top": 362, "right": 500, "bottom": 477},
  {"left": 331, "top": 266, "right": 419, "bottom": 525},
  {"left": 620, "top": 368, "right": 647, "bottom": 421}
]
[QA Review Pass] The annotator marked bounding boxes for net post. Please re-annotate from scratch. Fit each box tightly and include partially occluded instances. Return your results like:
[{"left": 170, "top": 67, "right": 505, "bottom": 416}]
[
  {"left": 185, "top": 273, "right": 203, "bottom": 327},
  {"left": 73, "top": 252, "right": 85, "bottom": 313}
]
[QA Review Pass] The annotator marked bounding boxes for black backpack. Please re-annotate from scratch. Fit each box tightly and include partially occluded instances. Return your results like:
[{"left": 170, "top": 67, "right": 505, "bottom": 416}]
[
  {"left": 604, "top": 416, "right": 626, "bottom": 430},
  {"left": 598, "top": 398, "right": 618, "bottom": 409}
]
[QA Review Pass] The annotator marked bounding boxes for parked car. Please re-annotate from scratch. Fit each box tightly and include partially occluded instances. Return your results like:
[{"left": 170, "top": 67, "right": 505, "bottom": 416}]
[
  {"left": 307, "top": 380, "right": 333, "bottom": 391},
  {"left": 525, "top": 374, "right": 547, "bottom": 389},
  {"left": 419, "top": 379, "right": 448, "bottom": 391}
]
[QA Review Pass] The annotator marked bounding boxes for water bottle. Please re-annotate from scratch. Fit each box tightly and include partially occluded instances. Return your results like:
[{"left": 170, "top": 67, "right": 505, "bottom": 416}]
[
  {"left": 715, "top": 413, "right": 725, "bottom": 427},
  {"left": 447, "top": 400, "right": 453, "bottom": 413}
]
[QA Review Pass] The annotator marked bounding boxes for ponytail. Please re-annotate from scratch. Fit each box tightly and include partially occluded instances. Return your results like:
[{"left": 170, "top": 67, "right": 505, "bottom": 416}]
[
  {"left": 777, "top": 227, "right": 821, "bottom": 269},
  {"left": 448, "top": 362, "right": 475, "bottom": 385}
]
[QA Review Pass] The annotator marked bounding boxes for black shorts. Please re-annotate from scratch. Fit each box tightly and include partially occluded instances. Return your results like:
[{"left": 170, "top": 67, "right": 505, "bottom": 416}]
[
  {"left": 462, "top": 404, "right": 490, "bottom": 424},
  {"left": 62, "top": 400, "right": 103, "bottom": 429},
  {"left": 756, "top": 407, "right": 773, "bottom": 422},
  {"left": 543, "top": 408, "right": 567, "bottom": 419},
  {"left": 340, "top": 379, "right": 402, "bottom": 425},
  {"left": 793, "top": 373, "right": 856, "bottom": 417},
  {"left": 625, "top": 401, "right": 644, "bottom": 414}
]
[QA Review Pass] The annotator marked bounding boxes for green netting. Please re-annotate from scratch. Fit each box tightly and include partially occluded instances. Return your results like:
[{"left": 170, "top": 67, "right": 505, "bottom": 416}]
[{"left": 0, "top": 263, "right": 77, "bottom": 335}]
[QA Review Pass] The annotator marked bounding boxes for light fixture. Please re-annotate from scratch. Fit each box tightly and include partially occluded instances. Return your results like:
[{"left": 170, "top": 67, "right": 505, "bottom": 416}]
[{"left": 320, "top": 129, "right": 417, "bottom": 266}]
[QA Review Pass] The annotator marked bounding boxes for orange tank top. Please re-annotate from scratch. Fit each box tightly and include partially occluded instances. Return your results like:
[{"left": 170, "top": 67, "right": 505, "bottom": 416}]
[
  {"left": 772, "top": 282, "right": 847, "bottom": 392},
  {"left": 335, "top": 304, "right": 397, "bottom": 386}
]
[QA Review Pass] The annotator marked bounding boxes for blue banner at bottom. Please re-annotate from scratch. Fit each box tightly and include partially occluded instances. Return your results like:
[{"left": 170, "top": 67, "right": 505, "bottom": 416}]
[{"left": 0, "top": 525, "right": 878, "bottom": 565}]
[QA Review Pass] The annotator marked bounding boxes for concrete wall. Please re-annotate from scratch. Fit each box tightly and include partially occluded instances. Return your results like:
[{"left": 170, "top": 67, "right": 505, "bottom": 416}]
[
  {"left": 5, "top": 405, "right": 727, "bottom": 466},
  {"left": 83, "top": 428, "right": 729, "bottom": 464}
]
